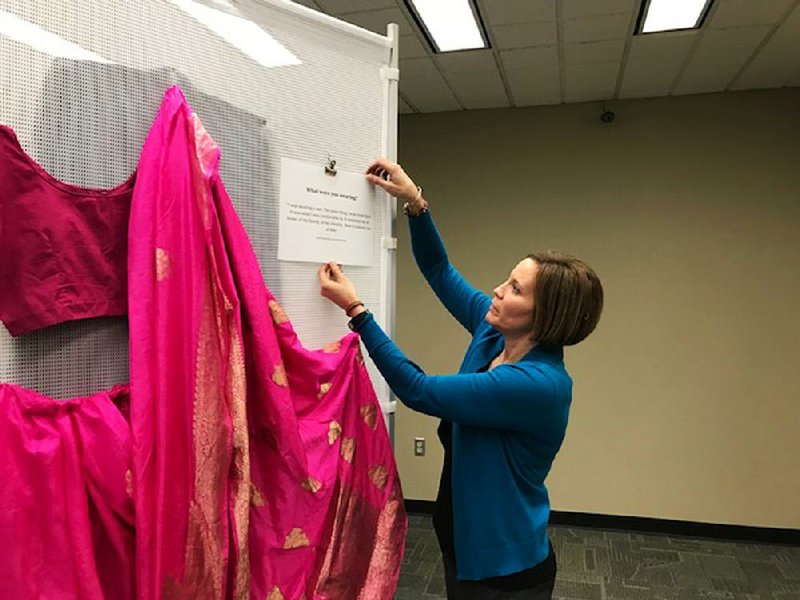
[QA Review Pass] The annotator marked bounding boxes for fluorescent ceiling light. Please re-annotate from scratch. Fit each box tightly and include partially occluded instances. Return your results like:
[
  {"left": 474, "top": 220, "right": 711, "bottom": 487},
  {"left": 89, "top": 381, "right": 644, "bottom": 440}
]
[
  {"left": 408, "top": 0, "right": 487, "bottom": 52},
  {"left": 170, "top": 0, "right": 301, "bottom": 68},
  {"left": 639, "top": 0, "right": 713, "bottom": 34},
  {"left": 0, "top": 9, "right": 111, "bottom": 63}
]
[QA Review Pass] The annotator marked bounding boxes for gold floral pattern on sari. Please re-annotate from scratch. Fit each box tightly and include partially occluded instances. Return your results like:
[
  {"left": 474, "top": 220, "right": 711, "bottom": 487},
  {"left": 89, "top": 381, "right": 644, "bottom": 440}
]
[
  {"left": 301, "top": 477, "right": 322, "bottom": 493},
  {"left": 360, "top": 404, "right": 378, "bottom": 430},
  {"left": 389, "top": 473, "right": 402, "bottom": 501},
  {"left": 322, "top": 341, "right": 341, "bottom": 353},
  {"left": 182, "top": 280, "right": 229, "bottom": 599},
  {"left": 312, "top": 478, "right": 406, "bottom": 599},
  {"left": 155, "top": 247, "right": 172, "bottom": 281},
  {"left": 340, "top": 437, "right": 355, "bottom": 464},
  {"left": 328, "top": 420, "right": 342, "bottom": 445},
  {"left": 267, "top": 586, "right": 284, "bottom": 600},
  {"left": 368, "top": 465, "right": 388, "bottom": 489},
  {"left": 125, "top": 469, "right": 133, "bottom": 497},
  {"left": 359, "top": 485, "right": 407, "bottom": 596},
  {"left": 228, "top": 329, "right": 251, "bottom": 600},
  {"left": 283, "top": 528, "right": 310, "bottom": 549},
  {"left": 317, "top": 382, "right": 332, "bottom": 399},
  {"left": 271, "top": 364, "right": 288, "bottom": 387},
  {"left": 250, "top": 483, "right": 265, "bottom": 507}
]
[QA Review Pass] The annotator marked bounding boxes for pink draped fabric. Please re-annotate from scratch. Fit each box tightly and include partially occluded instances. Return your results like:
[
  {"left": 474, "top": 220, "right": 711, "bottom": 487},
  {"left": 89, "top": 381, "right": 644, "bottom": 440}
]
[
  {"left": 129, "top": 86, "right": 406, "bottom": 599},
  {"left": 0, "top": 384, "right": 135, "bottom": 600},
  {"left": 0, "top": 86, "right": 405, "bottom": 599}
]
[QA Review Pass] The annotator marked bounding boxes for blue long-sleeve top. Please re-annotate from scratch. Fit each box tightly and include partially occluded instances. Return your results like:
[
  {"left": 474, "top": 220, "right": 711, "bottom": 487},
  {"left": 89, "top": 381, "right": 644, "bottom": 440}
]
[{"left": 354, "top": 209, "right": 573, "bottom": 581}]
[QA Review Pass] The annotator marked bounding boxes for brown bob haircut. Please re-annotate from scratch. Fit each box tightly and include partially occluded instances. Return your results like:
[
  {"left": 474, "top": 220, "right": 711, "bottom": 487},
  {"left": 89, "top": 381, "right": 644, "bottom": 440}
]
[{"left": 526, "top": 252, "right": 603, "bottom": 347}]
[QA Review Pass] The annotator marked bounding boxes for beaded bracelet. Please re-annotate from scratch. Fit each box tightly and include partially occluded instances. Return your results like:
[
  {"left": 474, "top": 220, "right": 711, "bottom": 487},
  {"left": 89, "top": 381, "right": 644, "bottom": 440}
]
[
  {"left": 402, "top": 186, "right": 427, "bottom": 217},
  {"left": 345, "top": 300, "right": 365, "bottom": 317}
]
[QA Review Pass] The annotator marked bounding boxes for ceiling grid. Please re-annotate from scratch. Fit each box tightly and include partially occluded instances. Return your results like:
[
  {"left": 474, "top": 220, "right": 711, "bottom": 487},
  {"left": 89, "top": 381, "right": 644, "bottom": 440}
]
[{"left": 290, "top": 0, "right": 800, "bottom": 112}]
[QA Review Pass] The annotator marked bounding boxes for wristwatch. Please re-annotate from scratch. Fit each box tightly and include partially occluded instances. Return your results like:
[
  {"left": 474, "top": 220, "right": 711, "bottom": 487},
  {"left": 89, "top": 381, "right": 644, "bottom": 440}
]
[{"left": 348, "top": 309, "right": 371, "bottom": 331}]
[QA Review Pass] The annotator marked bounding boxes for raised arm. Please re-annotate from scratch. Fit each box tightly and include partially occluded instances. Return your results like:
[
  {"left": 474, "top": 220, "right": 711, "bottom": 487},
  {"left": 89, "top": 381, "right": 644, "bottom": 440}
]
[
  {"left": 365, "top": 158, "right": 490, "bottom": 334},
  {"left": 317, "top": 265, "right": 566, "bottom": 432},
  {"left": 407, "top": 210, "right": 491, "bottom": 335},
  {"left": 352, "top": 311, "right": 565, "bottom": 432}
]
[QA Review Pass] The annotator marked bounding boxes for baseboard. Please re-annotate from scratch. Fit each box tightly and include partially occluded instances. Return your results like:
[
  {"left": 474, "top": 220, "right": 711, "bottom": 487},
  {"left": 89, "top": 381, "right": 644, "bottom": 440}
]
[
  {"left": 404, "top": 500, "right": 800, "bottom": 546},
  {"left": 405, "top": 499, "right": 437, "bottom": 515}
]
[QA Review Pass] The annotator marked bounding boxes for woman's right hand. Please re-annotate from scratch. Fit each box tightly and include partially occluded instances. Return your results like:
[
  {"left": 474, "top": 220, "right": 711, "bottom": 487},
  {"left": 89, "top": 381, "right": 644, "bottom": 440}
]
[{"left": 365, "top": 158, "right": 418, "bottom": 201}]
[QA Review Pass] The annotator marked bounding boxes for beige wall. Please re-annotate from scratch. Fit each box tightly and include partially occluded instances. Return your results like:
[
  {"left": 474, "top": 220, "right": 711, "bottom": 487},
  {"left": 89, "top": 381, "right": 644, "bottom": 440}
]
[{"left": 393, "top": 88, "right": 800, "bottom": 529}]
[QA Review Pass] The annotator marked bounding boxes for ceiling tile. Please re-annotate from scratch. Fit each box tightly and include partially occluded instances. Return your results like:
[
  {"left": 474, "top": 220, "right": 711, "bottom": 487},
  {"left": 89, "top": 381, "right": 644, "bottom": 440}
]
[
  {"left": 482, "top": 0, "right": 556, "bottom": 26},
  {"left": 668, "top": 23, "right": 776, "bottom": 95},
  {"left": 492, "top": 21, "right": 558, "bottom": 49},
  {"left": 628, "top": 30, "right": 697, "bottom": 58},
  {"left": 734, "top": 5, "right": 800, "bottom": 87},
  {"left": 435, "top": 49, "right": 497, "bottom": 74},
  {"left": 710, "top": 0, "right": 796, "bottom": 28},
  {"left": 565, "top": 39, "right": 625, "bottom": 65},
  {"left": 673, "top": 47, "right": 756, "bottom": 94},
  {"left": 730, "top": 44, "right": 800, "bottom": 89},
  {"left": 505, "top": 64, "right": 562, "bottom": 106},
  {"left": 314, "top": 0, "right": 396, "bottom": 14},
  {"left": 673, "top": 71, "right": 737, "bottom": 95},
  {"left": 400, "top": 56, "right": 439, "bottom": 80},
  {"left": 733, "top": 61, "right": 799, "bottom": 90},
  {"left": 562, "top": 0, "right": 635, "bottom": 19},
  {"left": 768, "top": 3, "right": 800, "bottom": 46},
  {"left": 400, "top": 33, "right": 428, "bottom": 59},
  {"left": 445, "top": 70, "right": 510, "bottom": 109},
  {"left": 619, "top": 32, "right": 695, "bottom": 98},
  {"left": 500, "top": 46, "right": 558, "bottom": 71},
  {"left": 564, "top": 13, "right": 631, "bottom": 43},
  {"left": 619, "top": 54, "right": 687, "bottom": 98},
  {"left": 340, "top": 8, "right": 416, "bottom": 37},
  {"left": 564, "top": 61, "right": 619, "bottom": 102},
  {"left": 304, "top": 0, "right": 798, "bottom": 113},
  {"left": 700, "top": 25, "right": 772, "bottom": 50},
  {"left": 400, "top": 75, "right": 461, "bottom": 112}
]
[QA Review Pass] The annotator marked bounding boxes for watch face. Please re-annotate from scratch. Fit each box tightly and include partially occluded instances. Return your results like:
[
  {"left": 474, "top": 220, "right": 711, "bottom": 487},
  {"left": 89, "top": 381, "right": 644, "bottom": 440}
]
[{"left": 348, "top": 310, "right": 369, "bottom": 331}]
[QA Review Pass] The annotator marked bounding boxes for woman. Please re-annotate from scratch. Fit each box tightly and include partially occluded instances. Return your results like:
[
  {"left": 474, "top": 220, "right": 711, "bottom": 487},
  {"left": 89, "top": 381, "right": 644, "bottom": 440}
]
[{"left": 319, "top": 158, "right": 603, "bottom": 599}]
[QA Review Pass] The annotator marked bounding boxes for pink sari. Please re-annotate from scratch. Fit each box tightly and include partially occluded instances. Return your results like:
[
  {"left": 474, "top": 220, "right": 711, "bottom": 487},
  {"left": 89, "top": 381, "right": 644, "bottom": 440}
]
[
  {"left": 128, "top": 86, "right": 406, "bottom": 599},
  {"left": 0, "top": 86, "right": 404, "bottom": 599}
]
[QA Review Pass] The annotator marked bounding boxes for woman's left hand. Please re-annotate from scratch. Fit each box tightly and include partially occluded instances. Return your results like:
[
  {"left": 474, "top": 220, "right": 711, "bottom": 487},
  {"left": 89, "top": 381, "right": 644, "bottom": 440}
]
[{"left": 319, "top": 262, "right": 360, "bottom": 312}]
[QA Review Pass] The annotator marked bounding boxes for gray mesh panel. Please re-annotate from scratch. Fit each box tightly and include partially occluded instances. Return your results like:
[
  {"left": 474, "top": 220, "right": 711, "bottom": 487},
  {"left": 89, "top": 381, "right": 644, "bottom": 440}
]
[{"left": 0, "top": 0, "right": 395, "bottom": 410}]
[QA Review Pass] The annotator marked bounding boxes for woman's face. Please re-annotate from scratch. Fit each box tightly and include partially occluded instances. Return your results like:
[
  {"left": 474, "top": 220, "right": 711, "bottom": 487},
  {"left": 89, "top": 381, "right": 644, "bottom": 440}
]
[{"left": 485, "top": 258, "right": 537, "bottom": 336}]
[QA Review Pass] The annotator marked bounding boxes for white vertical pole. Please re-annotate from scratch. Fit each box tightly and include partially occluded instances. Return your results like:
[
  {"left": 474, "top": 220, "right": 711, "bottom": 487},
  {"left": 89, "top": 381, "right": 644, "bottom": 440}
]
[{"left": 379, "top": 23, "right": 400, "bottom": 432}]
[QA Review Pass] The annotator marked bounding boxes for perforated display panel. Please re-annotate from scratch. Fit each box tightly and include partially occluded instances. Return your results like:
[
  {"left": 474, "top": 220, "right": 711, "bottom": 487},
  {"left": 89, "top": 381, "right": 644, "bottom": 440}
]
[{"left": 0, "top": 0, "right": 397, "bottom": 412}]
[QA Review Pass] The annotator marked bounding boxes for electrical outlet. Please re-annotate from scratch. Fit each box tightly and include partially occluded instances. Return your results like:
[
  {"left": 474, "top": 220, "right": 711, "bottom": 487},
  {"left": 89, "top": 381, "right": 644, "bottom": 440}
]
[{"left": 414, "top": 437, "right": 426, "bottom": 456}]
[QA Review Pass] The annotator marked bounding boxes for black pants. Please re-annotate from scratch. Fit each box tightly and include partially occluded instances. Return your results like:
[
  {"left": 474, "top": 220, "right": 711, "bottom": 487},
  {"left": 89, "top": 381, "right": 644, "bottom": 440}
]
[{"left": 442, "top": 554, "right": 556, "bottom": 600}]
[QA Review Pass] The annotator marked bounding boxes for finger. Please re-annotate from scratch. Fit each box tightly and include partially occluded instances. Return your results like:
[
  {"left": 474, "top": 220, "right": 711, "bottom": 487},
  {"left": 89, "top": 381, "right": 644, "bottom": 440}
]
[
  {"left": 365, "top": 157, "right": 395, "bottom": 176},
  {"left": 318, "top": 263, "right": 330, "bottom": 283},
  {"left": 366, "top": 174, "right": 402, "bottom": 197},
  {"left": 365, "top": 158, "right": 386, "bottom": 174},
  {"left": 328, "top": 262, "right": 345, "bottom": 279},
  {"left": 366, "top": 173, "right": 391, "bottom": 188}
]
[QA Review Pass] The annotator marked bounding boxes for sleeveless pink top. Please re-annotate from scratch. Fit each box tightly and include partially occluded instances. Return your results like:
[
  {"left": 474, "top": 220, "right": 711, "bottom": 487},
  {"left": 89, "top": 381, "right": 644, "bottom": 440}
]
[{"left": 0, "top": 125, "right": 134, "bottom": 335}]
